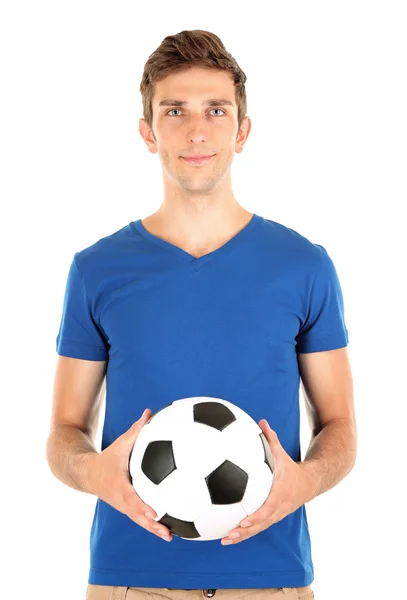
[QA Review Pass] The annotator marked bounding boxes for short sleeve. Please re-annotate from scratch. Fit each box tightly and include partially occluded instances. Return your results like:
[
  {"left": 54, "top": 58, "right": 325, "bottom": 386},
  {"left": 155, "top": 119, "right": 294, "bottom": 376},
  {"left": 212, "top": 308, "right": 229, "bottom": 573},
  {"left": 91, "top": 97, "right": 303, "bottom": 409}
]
[
  {"left": 56, "top": 255, "right": 109, "bottom": 361},
  {"left": 296, "top": 244, "right": 349, "bottom": 353}
]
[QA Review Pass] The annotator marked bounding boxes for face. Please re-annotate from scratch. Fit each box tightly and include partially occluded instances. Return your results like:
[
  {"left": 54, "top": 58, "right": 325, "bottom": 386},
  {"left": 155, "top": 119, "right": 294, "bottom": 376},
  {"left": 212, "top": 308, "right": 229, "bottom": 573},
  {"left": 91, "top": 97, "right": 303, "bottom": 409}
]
[{"left": 139, "top": 66, "right": 251, "bottom": 194}]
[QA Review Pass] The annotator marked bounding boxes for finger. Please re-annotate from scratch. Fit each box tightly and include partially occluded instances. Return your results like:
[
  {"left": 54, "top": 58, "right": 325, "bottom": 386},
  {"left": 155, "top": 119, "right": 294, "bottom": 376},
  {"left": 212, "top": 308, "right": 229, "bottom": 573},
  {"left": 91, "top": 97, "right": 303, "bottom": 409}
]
[
  {"left": 259, "top": 421, "right": 283, "bottom": 471},
  {"left": 240, "top": 504, "right": 274, "bottom": 529},
  {"left": 128, "top": 495, "right": 172, "bottom": 541},
  {"left": 223, "top": 497, "right": 278, "bottom": 543},
  {"left": 143, "top": 511, "right": 173, "bottom": 541},
  {"left": 221, "top": 520, "right": 270, "bottom": 545},
  {"left": 259, "top": 420, "right": 279, "bottom": 448},
  {"left": 132, "top": 408, "right": 152, "bottom": 434},
  {"left": 134, "top": 491, "right": 173, "bottom": 541},
  {"left": 238, "top": 481, "right": 279, "bottom": 529},
  {"left": 222, "top": 514, "right": 276, "bottom": 545},
  {"left": 122, "top": 409, "right": 152, "bottom": 449}
]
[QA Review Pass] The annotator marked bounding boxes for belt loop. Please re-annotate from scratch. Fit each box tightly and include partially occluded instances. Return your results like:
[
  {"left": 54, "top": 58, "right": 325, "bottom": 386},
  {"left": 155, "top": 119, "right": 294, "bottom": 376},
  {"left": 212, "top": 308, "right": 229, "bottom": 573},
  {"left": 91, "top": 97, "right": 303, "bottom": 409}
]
[{"left": 111, "top": 586, "right": 129, "bottom": 600}]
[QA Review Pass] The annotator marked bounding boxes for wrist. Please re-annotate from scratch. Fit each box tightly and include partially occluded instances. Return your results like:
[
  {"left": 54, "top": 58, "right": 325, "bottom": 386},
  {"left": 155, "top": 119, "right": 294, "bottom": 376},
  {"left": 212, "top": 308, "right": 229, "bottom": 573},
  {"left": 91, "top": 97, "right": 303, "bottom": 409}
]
[
  {"left": 72, "top": 449, "right": 100, "bottom": 495},
  {"left": 297, "top": 459, "right": 320, "bottom": 503}
]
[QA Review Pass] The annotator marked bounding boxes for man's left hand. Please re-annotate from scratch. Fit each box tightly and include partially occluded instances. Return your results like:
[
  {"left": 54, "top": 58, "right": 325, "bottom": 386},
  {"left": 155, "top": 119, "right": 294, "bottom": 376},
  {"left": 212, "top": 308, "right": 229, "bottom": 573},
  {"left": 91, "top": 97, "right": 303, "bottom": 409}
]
[{"left": 221, "top": 419, "right": 316, "bottom": 545}]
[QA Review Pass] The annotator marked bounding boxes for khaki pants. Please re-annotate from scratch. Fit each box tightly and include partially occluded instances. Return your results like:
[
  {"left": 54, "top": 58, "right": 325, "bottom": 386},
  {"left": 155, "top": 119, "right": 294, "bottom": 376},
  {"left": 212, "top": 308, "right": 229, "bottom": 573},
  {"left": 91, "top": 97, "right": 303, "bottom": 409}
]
[{"left": 86, "top": 585, "right": 314, "bottom": 600}]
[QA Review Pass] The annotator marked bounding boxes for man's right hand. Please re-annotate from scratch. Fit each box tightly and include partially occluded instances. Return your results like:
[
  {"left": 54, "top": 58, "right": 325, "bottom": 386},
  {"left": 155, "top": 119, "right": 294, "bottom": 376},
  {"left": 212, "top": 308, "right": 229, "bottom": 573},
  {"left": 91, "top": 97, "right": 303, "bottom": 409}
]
[{"left": 87, "top": 408, "right": 173, "bottom": 542}]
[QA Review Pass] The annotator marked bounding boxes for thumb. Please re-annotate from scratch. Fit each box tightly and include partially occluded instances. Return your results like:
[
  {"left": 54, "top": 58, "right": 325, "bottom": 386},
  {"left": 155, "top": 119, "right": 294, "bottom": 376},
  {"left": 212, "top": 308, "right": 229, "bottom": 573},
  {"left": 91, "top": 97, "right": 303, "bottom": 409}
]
[
  {"left": 260, "top": 420, "right": 281, "bottom": 472},
  {"left": 122, "top": 408, "right": 152, "bottom": 448}
]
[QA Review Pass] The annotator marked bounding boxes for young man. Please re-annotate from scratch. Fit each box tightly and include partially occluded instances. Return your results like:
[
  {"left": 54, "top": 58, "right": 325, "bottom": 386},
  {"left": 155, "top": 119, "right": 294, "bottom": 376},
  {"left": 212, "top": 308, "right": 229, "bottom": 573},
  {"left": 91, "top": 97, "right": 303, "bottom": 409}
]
[{"left": 47, "top": 30, "right": 356, "bottom": 600}]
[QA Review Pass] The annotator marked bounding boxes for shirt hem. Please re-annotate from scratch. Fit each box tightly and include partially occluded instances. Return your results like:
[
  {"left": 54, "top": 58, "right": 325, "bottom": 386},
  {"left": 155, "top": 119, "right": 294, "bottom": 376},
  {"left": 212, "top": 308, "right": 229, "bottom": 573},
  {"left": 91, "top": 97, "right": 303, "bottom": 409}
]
[
  {"left": 88, "top": 567, "right": 314, "bottom": 589},
  {"left": 296, "top": 332, "right": 349, "bottom": 353},
  {"left": 56, "top": 339, "right": 108, "bottom": 361}
]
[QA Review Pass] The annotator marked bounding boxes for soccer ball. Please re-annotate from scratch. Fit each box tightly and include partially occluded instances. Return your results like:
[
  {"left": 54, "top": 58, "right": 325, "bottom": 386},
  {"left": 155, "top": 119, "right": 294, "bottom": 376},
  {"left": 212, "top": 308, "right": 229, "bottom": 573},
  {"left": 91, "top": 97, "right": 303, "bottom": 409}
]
[{"left": 129, "top": 397, "right": 274, "bottom": 541}]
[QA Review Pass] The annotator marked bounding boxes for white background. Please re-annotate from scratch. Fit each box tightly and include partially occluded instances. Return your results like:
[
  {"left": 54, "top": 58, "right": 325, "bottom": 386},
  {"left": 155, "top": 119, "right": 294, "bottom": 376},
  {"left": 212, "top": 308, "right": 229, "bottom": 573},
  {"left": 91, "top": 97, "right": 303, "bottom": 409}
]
[{"left": 1, "top": 1, "right": 406, "bottom": 599}]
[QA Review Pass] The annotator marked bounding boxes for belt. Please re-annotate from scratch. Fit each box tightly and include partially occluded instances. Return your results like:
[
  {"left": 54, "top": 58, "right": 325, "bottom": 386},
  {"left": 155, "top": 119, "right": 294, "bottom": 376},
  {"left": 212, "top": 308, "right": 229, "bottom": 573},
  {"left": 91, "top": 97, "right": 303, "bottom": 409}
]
[{"left": 163, "top": 590, "right": 216, "bottom": 597}]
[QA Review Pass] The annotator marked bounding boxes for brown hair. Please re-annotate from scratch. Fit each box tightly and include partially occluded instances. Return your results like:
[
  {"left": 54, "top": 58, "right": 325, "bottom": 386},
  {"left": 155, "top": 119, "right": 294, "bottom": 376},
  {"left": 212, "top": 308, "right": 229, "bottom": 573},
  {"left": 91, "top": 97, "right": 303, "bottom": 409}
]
[{"left": 139, "top": 30, "right": 247, "bottom": 135}]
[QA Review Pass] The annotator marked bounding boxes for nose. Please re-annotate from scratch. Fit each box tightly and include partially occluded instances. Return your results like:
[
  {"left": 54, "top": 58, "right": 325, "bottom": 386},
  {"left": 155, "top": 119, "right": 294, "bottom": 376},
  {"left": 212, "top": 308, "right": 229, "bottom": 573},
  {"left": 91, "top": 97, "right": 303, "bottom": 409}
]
[{"left": 186, "top": 115, "right": 209, "bottom": 144}]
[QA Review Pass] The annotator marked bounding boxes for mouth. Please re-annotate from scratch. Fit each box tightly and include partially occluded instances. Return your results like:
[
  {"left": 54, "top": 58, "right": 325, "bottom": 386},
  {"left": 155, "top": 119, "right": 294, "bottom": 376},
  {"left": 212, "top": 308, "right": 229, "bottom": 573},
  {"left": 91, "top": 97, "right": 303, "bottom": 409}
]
[{"left": 180, "top": 154, "right": 216, "bottom": 166}]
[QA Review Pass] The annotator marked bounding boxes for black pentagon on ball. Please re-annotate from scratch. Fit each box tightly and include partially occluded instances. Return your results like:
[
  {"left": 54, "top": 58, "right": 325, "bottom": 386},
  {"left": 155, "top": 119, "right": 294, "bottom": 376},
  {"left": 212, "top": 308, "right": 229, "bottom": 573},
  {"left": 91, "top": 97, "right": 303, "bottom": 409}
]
[
  {"left": 142, "top": 440, "right": 176, "bottom": 485},
  {"left": 259, "top": 432, "right": 274, "bottom": 474},
  {"left": 206, "top": 459, "right": 248, "bottom": 504},
  {"left": 194, "top": 401, "right": 236, "bottom": 431},
  {"left": 158, "top": 513, "right": 200, "bottom": 539}
]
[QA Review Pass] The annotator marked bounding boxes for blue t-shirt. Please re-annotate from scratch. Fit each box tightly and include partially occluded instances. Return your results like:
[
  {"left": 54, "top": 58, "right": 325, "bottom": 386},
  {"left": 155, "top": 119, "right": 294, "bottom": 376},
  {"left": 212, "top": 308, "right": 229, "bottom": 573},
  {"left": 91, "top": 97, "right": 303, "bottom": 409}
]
[{"left": 56, "top": 213, "right": 349, "bottom": 589}]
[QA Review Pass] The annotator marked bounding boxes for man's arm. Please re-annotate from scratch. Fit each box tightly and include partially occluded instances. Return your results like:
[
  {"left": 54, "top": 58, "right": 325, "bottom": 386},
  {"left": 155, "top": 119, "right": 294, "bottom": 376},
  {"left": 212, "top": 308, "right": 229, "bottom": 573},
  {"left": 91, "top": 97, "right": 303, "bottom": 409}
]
[
  {"left": 220, "top": 345, "right": 357, "bottom": 544},
  {"left": 45, "top": 355, "right": 173, "bottom": 540},
  {"left": 45, "top": 355, "right": 107, "bottom": 493},
  {"left": 297, "top": 346, "right": 357, "bottom": 501}
]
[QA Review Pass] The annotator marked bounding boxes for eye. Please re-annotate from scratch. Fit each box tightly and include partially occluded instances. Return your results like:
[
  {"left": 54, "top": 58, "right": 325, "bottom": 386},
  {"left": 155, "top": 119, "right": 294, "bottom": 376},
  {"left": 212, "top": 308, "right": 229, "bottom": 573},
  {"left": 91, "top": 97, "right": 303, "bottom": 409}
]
[
  {"left": 166, "top": 108, "right": 226, "bottom": 117},
  {"left": 210, "top": 108, "right": 225, "bottom": 116}
]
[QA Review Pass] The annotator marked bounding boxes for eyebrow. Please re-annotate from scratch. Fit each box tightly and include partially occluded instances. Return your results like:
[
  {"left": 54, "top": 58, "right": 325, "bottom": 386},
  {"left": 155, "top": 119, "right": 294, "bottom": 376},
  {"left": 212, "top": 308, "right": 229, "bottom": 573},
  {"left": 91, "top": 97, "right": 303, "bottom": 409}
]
[{"left": 158, "top": 98, "right": 234, "bottom": 108}]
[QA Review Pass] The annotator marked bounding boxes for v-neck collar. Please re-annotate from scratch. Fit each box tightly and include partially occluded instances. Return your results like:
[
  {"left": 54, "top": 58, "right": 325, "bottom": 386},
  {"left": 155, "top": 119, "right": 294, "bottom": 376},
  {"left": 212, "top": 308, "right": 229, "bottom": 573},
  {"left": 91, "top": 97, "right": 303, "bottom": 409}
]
[{"left": 131, "top": 213, "right": 261, "bottom": 272}]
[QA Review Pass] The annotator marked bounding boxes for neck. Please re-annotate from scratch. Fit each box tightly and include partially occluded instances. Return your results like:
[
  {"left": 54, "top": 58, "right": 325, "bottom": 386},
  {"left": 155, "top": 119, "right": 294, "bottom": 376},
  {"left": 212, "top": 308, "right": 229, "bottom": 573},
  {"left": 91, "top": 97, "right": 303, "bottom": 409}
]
[{"left": 141, "top": 203, "right": 254, "bottom": 258}]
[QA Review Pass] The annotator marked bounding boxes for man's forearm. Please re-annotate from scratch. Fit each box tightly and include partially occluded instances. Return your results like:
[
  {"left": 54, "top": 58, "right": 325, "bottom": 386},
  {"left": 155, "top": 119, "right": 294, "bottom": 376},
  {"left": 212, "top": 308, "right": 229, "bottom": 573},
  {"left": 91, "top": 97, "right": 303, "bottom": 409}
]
[
  {"left": 46, "top": 424, "right": 99, "bottom": 494},
  {"left": 299, "top": 418, "right": 357, "bottom": 502}
]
